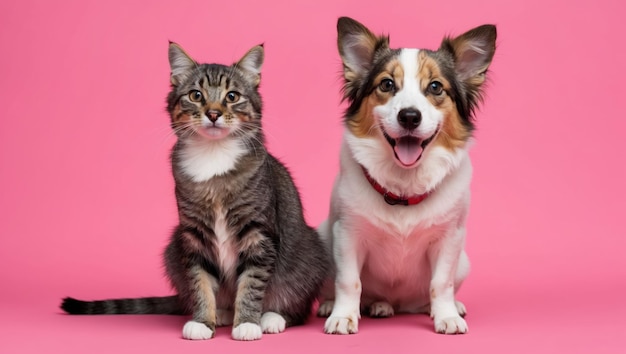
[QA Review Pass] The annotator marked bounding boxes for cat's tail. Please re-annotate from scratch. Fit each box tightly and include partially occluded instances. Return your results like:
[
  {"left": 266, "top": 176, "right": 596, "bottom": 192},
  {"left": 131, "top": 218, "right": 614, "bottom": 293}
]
[{"left": 60, "top": 295, "right": 186, "bottom": 315}]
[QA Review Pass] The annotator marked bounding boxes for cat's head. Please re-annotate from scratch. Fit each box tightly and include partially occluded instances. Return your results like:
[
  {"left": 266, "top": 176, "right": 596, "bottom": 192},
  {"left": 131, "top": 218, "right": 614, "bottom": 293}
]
[{"left": 166, "top": 43, "right": 264, "bottom": 142}]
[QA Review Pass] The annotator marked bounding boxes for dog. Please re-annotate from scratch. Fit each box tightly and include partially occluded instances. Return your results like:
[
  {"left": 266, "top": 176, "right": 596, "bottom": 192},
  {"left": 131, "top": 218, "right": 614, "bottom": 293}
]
[{"left": 317, "top": 17, "right": 496, "bottom": 335}]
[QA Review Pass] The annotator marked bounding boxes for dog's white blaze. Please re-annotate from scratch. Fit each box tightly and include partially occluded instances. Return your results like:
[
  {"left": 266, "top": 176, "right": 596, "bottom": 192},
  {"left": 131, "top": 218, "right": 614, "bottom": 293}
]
[
  {"left": 395, "top": 49, "right": 423, "bottom": 110},
  {"left": 178, "top": 136, "right": 246, "bottom": 182}
]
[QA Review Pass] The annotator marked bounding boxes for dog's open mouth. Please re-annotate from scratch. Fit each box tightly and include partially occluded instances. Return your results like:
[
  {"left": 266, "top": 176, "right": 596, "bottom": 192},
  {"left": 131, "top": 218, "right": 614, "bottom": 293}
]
[{"left": 383, "top": 128, "right": 439, "bottom": 167}]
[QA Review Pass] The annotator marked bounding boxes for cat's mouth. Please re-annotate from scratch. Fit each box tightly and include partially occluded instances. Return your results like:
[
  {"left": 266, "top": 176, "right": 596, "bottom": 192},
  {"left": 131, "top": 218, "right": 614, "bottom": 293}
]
[{"left": 197, "top": 126, "right": 230, "bottom": 140}]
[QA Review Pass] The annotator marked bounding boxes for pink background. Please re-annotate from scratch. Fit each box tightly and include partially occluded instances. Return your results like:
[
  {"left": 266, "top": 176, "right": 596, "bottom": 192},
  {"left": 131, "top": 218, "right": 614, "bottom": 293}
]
[{"left": 1, "top": 0, "right": 625, "bottom": 353}]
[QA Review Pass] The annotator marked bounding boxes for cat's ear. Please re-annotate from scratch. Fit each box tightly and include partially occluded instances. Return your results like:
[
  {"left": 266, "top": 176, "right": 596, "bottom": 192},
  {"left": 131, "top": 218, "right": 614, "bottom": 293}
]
[
  {"left": 441, "top": 25, "right": 497, "bottom": 87},
  {"left": 236, "top": 45, "right": 264, "bottom": 86},
  {"left": 168, "top": 42, "right": 197, "bottom": 86},
  {"left": 337, "top": 17, "right": 389, "bottom": 82}
]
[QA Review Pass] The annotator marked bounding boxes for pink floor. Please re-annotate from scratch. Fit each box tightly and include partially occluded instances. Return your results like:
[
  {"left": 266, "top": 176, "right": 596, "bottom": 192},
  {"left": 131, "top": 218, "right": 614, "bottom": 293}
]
[
  {"left": 3, "top": 277, "right": 625, "bottom": 353},
  {"left": 1, "top": 0, "right": 625, "bottom": 353}
]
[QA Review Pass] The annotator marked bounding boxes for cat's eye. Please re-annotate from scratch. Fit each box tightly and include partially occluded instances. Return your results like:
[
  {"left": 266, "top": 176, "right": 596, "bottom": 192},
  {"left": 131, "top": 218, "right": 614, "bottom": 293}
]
[
  {"left": 427, "top": 81, "right": 444, "bottom": 95},
  {"left": 225, "top": 91, "right": 241, "bottom": 103},
  {"left": 188, "top": 90, "right": 203, "bottom": 102},
  {"left": 378, "top": 79, "right": 395, "bottom": 93}
]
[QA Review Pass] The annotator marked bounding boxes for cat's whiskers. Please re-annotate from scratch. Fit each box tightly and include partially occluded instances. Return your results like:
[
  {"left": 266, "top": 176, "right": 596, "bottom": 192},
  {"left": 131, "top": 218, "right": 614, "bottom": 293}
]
[
  {"left": 154, "top": 121, "right": 194, "bottom": 145},
  {"left": 244, "top": 115, "right": 277, "bottom": 142},
  {"left": 172, "top": 122, "right": 197, "bottom": 139},
  {"left": 232, "top": 128, "right": 262, "bottom": 157}
]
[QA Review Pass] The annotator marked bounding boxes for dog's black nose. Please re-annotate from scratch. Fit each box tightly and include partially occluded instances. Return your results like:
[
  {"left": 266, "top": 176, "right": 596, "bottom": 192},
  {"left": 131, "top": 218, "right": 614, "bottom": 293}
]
[
  {"left": 206, "top": 110, "right": 223, "bottom": 123},
  {"left": 398, "top": 108, "right": 421, "bottom": 131}
]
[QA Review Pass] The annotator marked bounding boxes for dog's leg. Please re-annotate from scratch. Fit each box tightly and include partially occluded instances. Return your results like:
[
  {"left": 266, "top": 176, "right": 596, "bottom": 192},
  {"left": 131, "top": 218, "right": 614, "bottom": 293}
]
[
  {"left": 428, "top": 227, "right": 468, "bottom": 334},
  {"left": 418, "top": 300, "right": 467, "bottom": 317},
  {"left": 324, "top": 221, "right": 363, "bottom": 334}
]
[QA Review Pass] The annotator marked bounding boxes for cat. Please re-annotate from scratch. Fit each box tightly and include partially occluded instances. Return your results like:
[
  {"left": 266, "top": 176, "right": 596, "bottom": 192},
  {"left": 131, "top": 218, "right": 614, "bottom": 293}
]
[{"left": 61, "top": 42, "right": 329, "bottom": 341}]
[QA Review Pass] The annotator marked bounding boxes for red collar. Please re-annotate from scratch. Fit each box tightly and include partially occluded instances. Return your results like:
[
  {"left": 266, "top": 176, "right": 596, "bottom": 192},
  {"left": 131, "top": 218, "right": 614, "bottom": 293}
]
[{"left": 362, "top": 167, "right": 429, "bottom": 206}]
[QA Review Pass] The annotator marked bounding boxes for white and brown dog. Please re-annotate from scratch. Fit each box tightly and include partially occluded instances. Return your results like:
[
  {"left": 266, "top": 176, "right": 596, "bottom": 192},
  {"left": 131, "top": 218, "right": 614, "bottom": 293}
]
[{"left": 318, "top": 17, "right": 496, "bottom": 335}]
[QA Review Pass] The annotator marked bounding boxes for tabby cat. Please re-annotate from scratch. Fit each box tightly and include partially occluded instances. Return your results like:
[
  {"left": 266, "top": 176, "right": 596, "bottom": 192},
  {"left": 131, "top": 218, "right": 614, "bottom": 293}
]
[{"left": 61, "top": 43, "right": 329, "bottom": 341}]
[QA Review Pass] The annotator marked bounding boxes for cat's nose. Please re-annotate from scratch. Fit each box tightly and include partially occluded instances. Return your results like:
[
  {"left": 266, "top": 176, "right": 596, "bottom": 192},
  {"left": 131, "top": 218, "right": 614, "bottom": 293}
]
[{"left": 206, "top": 110, "right": 223, "bottom": 123}]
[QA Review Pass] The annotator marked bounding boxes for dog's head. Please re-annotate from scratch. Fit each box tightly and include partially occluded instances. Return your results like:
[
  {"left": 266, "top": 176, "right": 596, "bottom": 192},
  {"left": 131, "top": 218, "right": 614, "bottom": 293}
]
[{"left": 337, "top": 17, "right": 496, "bottom": 168}]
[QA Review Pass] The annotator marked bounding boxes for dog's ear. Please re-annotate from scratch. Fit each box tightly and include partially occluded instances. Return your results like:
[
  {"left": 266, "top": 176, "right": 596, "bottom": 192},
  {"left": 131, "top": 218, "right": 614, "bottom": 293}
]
[
  {"left": 337, "top": 17, "right": 389, "bottom": 82},
  {"left": 441, "top": 25, "right": 496, "bottom": 87},
  {"left": 168, "top": 42, "right": 197, "bottom": 86},
  {"left": 236, "top": 44, "right": 264, "bottom": 87}
]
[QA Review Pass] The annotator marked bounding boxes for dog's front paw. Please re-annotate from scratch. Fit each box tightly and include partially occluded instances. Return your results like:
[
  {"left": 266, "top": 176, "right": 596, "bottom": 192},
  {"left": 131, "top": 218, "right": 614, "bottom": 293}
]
[
  {"left": 430, "top": 300, "right": 467, "bottom": 318},
  {"left": 325, "top": 315, "right": 359, "bottom": 334},
  {"left": 434, "top": 316, "right": 468, "bottom": 334},
  {"left": 317, "top": 300, "right": 334, "bottom": 317},
  {"left": 232, "top": 322, "right": 263, "bottom": 341},
  {"left": 455, "top": 300, "right": 467, "bottom": 317},
  {"left": 368, "top": 301, "right": 394, "bottom": 318}
]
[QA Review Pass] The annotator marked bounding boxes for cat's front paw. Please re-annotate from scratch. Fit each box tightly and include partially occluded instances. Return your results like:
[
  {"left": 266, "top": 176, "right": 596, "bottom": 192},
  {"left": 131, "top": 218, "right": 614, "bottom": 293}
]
[
  {"left": 260, "top": 312, "right": 286, "bottom": 334},
  {"left": 324, "top": 315, "right": 359, "bottom": 334},
  {"left": 434, "top": 315, "right": 468, "bottom": 334},
  {"left": 232, "top": 322, "right": 263, "bottom": 341},
  {"left": 182, "top": 320, "right": 214, "bottom": 340}
]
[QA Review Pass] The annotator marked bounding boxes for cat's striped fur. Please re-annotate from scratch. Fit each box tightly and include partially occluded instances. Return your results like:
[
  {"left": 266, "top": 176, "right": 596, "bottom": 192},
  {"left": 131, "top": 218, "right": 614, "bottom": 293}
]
[{"left": 61, "top": 43, "right": 329, "bottom": 341}]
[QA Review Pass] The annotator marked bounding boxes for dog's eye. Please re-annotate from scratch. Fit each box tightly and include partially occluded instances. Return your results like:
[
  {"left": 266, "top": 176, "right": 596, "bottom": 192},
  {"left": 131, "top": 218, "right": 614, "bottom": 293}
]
[
  {"left": 378, "top": 79, "right": 395, "bottom": 93},
  {"left": 188, "top": 90, "right": 203, "bottom": 102},
  {"left": 225, "top": 91, "right": 241, "bottom": 103},
  {"left": 428, "top": 81, "right": 444, "bottom": 95}
]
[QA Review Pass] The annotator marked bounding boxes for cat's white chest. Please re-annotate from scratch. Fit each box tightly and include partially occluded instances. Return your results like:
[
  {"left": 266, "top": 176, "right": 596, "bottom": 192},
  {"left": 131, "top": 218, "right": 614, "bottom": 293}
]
[
  {"left": 214, "top": 206, "right": 237, "bottom": 277},
  {"left": 178, "top": 137, "right": 247, "bottom": 182}
]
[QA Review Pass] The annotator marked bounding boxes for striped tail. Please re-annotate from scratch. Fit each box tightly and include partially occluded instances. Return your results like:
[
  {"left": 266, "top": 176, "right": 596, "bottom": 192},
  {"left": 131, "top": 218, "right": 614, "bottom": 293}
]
[{"left": 60, "top": 295, "right": 186, "bottom": 315}]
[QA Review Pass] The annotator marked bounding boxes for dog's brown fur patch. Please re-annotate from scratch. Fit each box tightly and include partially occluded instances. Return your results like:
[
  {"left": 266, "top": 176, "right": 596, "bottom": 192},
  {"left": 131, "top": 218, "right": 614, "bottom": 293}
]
[
  {"left": 348, "top": 59, "right": 404, "bottom": 138},
  {"left": 419, "top": 53, "right": 470, "bottom": 150},
  {"left": 347, "top": 98, "right": 377, "bottom": 138}
]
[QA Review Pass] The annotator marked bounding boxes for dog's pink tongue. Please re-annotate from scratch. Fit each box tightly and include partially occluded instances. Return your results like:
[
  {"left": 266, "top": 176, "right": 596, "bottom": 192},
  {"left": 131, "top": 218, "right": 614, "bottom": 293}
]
[{"left": 394, "top": 137, "right": 423, "bottom": 166}]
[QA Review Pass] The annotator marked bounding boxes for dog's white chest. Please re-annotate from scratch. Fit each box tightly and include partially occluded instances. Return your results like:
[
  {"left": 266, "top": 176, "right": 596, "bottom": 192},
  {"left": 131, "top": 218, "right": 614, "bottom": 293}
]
[{"left": 358, "top": 222, "right": 433, "bottom": 301}]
